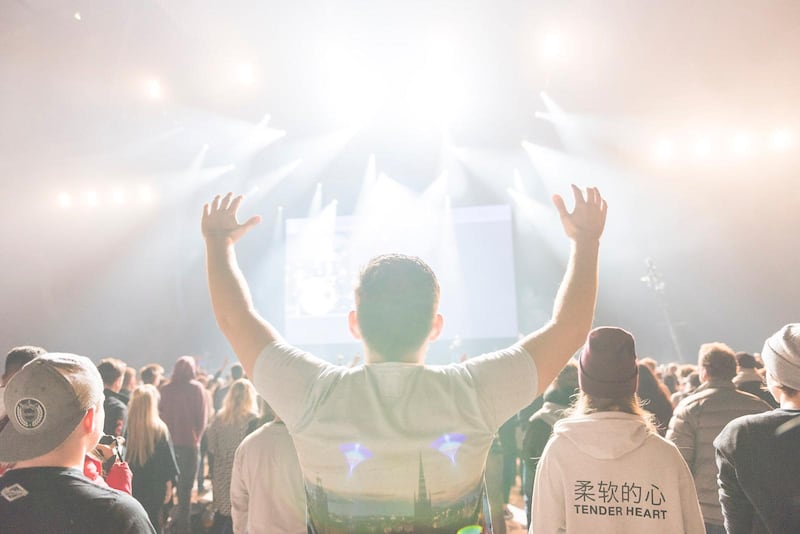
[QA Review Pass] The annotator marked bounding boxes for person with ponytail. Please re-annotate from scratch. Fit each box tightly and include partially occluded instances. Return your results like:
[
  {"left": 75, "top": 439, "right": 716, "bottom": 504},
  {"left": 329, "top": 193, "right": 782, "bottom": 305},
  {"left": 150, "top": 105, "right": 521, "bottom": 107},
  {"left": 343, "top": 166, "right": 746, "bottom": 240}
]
[
  {"left": 206, "top": 378, "right": 259, "bottom": 534},
  {"left": 530, "top": 327, "right": 704, "bottom": 534},
  {"left": 126, "top": 384, "right": 179, "bottom": 532}
]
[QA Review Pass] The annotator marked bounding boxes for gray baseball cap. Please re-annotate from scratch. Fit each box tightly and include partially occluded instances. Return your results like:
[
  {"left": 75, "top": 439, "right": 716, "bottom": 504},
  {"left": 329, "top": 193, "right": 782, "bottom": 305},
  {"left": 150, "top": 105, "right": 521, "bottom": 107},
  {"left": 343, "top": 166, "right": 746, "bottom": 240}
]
[{"left": 0, "top": 353, "right": 104, "bottom": 463}]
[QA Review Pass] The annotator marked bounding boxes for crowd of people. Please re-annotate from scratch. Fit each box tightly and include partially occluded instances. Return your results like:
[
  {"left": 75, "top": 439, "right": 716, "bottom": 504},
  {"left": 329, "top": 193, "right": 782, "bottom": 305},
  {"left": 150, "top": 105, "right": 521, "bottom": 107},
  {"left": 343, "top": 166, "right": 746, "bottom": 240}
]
[{"left": 0, "top": 187, "right": 798, "bottom": 533}]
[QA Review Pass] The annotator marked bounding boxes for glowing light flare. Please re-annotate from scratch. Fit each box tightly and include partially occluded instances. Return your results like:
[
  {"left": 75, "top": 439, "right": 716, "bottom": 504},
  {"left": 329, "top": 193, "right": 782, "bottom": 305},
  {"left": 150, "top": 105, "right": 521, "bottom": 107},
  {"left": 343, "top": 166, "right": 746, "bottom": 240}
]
[
  {"left": 111, "top": 190, "right": 126, "bottom": 205},
  {"left": 236, "top": 62, "right": 255, "bottom": 85},
  {"left": 73, "top": 12, "right": 82, "bottom": 21},
  {"left": 654, "top": 139, "right": 673, "bottom": 162},
  {"left": 84, "top": 191, "right": 98, "bottom": 207},
  {"left": 539, "top": 30, "right": 567, "bottom": 63},
  {"left": 138, "top": 186, "right": 155, "bottom": 204},
  {"left": 693, "top": 137, "right": 712, "bottom": 158},
  {"left": 430, "top": 433, "right": 466, "bottom": 464},
  {"left": 339, "top": 443, "right": 373, "bottom": 476},
  {"left": 730, "top": 132, "right": 752, "bottom": 156},
  {"left": 58, "top": 193, "right": 72, "bottom": 209},
  {"left": 145, "top": 79, "right": 162, "bottom": 100},
  {"left": 771, "top": 128, "right": 793, "bottom": 151}
]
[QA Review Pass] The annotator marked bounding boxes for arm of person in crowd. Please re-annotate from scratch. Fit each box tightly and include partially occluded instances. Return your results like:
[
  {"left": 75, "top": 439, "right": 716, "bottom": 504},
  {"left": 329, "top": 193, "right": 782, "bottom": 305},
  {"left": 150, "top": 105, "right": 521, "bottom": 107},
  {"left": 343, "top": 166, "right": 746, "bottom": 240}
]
[
  {"left": 520, "top": 185, "right": 606, "bottom": 396},
  {"left": 202, "top": 192, "right": 282, "bottom": 378}
]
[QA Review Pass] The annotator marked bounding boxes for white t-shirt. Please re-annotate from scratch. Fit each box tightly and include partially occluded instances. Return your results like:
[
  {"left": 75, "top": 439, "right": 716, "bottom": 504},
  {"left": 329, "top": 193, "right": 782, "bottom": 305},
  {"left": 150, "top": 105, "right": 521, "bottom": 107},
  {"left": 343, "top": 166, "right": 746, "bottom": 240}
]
[
  {"left": 253, "top": 342, "right": 537, "bottom": 532},
  {"left": 230, "top": 421, "right": 306, "bottom": 534}
]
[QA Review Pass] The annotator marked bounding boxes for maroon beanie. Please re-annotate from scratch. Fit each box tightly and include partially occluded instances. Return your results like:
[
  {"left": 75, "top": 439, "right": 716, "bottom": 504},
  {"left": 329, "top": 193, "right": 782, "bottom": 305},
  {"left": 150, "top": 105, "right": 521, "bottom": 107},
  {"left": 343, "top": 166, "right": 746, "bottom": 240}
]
[{"left": 579, "top": 327, "right": 639, "bottom": 398}]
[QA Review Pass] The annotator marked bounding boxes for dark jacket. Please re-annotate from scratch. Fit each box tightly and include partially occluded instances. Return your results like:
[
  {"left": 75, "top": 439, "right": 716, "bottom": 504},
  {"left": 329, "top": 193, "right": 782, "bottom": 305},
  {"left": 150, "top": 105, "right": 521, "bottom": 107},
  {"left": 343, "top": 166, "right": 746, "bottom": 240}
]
[
  {"left": 159, "top": 357, "right": 208, "bottom": 448},
  {"left": 714, "top": 409, "right": 800, "bottom": 534},
  {"left": 667, "top": 380, "right": 772, "bottom": 525},
  {"left": 103, "top": 389, "right": 128, "bottom": 437}
]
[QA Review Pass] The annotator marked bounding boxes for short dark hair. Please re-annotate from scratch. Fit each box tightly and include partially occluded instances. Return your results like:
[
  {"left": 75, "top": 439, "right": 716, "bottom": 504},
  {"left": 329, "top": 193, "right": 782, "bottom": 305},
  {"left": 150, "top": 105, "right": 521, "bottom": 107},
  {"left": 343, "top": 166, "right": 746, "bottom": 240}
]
[
  {"left": 139, "top": 364, "right": 163, "bottom": 385},
  {"left": 230, "top": 363, "right": 244, "bottom": 380},
  {"left": 4, "top": 346, "right": 46, "bottom": 378},
  {"left": 698, "top": 343, "right": 737, "bottom": 381},
  {"left": 355, "top": 254, "right": 440, "bottom": 361},
  {"left": 97, "top": 358, "right": 126, "bottom": 386},
  {"left": 735, "top": 352, "right": 758, "bottom": 370}
]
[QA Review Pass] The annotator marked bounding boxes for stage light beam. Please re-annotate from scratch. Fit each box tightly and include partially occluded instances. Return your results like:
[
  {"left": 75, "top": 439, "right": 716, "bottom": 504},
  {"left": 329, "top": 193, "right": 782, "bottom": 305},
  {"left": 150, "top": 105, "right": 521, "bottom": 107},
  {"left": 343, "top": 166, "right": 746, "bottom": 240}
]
[
  {"left": 146, "top": 79, "right": 162, "bottom": 100},
  {"left": 771, "top": 129, "right": 793, "bottom": 151},
  {"left": 236, "top": 63, "right": 255, "bottom": 85},
  {"left": 58, "top": 193, "right": 72, "bottom": 209},
  {"left": 693, "top": 137, "right": 711, "bottom": 158},
  {"left": 654, "top": 140, "right": 673, "bottom": 162}
]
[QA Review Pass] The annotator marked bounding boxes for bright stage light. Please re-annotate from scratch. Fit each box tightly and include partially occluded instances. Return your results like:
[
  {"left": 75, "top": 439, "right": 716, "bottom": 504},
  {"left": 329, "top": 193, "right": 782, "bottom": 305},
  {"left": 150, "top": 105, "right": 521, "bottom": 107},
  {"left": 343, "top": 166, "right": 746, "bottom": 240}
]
[
  {"left": 112, "top": 190, "right": 126, "bottom": 205},
  {"left": 138, "top": 186, "right": 154, "bottom": 204},
  {"left": 58, "top": 193, "right": 72, "bottom": 209},
  {"left": 145, "top": 79, "right": 162, "bottom": 100},
  {"left": 74, "top": 12, "right": 82, "bottom": 21},
  {"left": 540, "top": 30, "right": 565, "bottom": 63},
  {"left": 728, "top": 132, "right": 752, "bottom": 156},
  {"left": 693, "top": 137, "right": 711, "bottom": 158},
  {"left": 85, "top": 191, "right": 98, "bottom": 207},
  {"left": 654, "top": 139, "right": 673, "bottom": 162},
  {"left": 771, "top": 128, "right": 793, "bottom": 151},
  {"left": 236, "top": 62, "right": 255, "bottom": 85}
]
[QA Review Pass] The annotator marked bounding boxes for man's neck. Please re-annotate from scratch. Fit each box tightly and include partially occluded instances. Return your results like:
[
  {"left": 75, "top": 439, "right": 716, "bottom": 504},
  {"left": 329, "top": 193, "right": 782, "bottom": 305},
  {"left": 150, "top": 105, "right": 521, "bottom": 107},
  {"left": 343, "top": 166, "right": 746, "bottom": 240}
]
[
  {"left": 14, "top": 446, "right": 84, "bottom": 471},
  {"left": 363, "top": 346, "right": 427, "bottom": 365}
]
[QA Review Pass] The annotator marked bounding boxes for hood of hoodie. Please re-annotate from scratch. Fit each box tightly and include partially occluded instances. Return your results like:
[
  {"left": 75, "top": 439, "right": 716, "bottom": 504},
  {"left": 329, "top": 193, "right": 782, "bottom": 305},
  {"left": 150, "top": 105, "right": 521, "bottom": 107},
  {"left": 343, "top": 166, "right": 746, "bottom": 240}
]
[
  {"left": 171, "top": 356, "right": 197, "bottom": 382},
  {"left": 552, "top": 412, "right": 652, "bottom": 460}
]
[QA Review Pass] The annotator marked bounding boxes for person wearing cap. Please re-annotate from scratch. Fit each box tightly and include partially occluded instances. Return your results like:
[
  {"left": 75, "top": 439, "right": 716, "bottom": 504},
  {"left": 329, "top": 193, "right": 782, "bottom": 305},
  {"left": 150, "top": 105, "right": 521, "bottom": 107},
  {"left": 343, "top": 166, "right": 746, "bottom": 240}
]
[
  {"left": 714, "top": 324, "right": 800, "bottom": 534},
  {"left": 530, "top": 327, "right": 704, "bottom": 534},
  {"left": 0, "top": 353, "right": 156, "bottom": 533},
  {"left": 666, "top": 342, "right": 771, "bottom": 534}
]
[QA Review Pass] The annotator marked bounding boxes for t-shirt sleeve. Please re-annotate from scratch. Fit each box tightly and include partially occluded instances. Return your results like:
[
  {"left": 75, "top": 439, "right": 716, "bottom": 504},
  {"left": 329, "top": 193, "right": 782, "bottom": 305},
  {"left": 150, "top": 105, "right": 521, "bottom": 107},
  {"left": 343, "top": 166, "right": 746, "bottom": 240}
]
[
  {"left": 252, "top": 341, "right": 337, "bottom": 429},
  {"left": 462, "top": 344, "right": 538, "bottom": 430}
]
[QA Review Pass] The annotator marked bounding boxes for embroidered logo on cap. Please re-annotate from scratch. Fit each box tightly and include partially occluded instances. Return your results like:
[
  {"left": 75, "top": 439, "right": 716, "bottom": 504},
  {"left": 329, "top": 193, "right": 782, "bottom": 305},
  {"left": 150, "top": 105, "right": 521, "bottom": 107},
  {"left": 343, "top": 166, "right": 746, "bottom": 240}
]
[
  {"left": 2, "top": 483, "right": 29, "bottom": 502},
  {"left": 15, "top": 398, "right": 46, "bottom": 429}
]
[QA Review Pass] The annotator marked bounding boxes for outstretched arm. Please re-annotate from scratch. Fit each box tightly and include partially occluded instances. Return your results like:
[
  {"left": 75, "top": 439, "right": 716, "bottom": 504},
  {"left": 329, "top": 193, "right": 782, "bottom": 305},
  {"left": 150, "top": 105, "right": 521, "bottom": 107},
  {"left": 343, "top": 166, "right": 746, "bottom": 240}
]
[
  {"left": 521, "top": 185, "right": 607, "bottom": 396},
  {"left": 203, "top": 192, "right": 281, "bottom": 378}
]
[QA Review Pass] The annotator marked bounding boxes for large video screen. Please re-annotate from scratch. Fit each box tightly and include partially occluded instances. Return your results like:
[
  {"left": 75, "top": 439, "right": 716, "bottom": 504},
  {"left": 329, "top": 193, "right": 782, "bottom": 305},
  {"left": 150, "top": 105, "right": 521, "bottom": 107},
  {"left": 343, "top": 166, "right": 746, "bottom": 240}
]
[{"left": 284, "top": 205, "right": 518, "bottom": 345}]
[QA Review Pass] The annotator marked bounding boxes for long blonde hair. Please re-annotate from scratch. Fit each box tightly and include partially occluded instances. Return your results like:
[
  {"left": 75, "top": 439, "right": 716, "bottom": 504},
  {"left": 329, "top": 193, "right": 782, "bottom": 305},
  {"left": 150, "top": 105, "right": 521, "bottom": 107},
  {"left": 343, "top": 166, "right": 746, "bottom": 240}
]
[
  {"left": 569, "top": 392, "right": 659, "bottom": 434},
  {"left": 126, "top": 384, "right": 169, "bottom": 467},
  {"left": 217, "top": 379, "right": 258, "bottom": 426}
]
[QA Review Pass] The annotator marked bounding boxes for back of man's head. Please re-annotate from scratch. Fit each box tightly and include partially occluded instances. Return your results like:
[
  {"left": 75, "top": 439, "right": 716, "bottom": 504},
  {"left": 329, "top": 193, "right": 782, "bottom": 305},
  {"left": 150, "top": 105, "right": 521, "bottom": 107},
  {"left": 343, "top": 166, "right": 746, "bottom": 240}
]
[
  {"left": 735, "top": 351, "right": 758, "bottom": 370},
  {"left": 139, "top": 363, "right": 164, "bottom": 386},
  {"left": 698, "top": 342, "right": 737, "bottom": 381},
  {"left": 0, "top": 353, "right": 104, "bottom": 463},
  {"left": 97, "top": 358, "right": 126, "bottom": 389},
  {"left": 355, "top": 254, "right": 440, "bottom": 361},
  {"left": 3, "top": 346, "right": 46, "bottom": 385},
  {"left": 230, "top": 363, "right": 244, "bottom": 380}
]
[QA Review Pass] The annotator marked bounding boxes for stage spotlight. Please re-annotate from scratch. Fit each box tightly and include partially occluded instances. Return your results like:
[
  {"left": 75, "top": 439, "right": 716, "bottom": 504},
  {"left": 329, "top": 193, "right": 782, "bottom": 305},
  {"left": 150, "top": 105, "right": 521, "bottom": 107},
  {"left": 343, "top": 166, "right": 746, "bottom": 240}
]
[
  {"left": 654, "top": 139, "right": 673, "bottom": 161},
  {"left": 138, "top": 185, "right": 154, "bottom": 204},
  {"left": 693, "top": 137, "right": 711, "bottom": 158},
  {"left": 540, "top": 30, "right": 565, "bottom": 63},
  {"left": 731, "top": 132, "right": 751, "bottom": 155},
  {"left": 146, "top": 79, "right": 162, "bottom": 100},
  {"left": 74, "top": 12, "right": 82, "bottom": 21},
  {"left": 58, "top": 193, "right": 72, "bottom": 209},
  {"left": 84, "top": 191, "right": 98, "bottom": 207},
  {"left": 112, "top": 190, "right": 126, "bottom": 205},
  {"left": 236, "top": 62, "right": 255, "bottom": 85},
  {"left": 771, "top": 128, "right": 793, "bottom": 151}
]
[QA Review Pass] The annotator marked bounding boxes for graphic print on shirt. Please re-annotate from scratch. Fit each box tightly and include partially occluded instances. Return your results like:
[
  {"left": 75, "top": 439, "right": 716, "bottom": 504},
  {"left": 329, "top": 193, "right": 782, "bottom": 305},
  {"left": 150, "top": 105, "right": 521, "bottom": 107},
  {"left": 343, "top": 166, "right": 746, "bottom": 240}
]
[
  {"left": 572, "top": 478, "right": 669, "bottom": 520},
  {"left": 305, "top": 445, "right": 485, "bottom": 533}
]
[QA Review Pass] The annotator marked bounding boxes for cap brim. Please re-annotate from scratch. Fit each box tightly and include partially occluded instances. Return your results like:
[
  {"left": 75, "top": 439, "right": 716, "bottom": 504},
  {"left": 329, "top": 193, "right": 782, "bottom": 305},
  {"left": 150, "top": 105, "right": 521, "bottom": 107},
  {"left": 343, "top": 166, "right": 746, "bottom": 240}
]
[{"left": 0, "top": 408, "right": 85, "bottom": 463}]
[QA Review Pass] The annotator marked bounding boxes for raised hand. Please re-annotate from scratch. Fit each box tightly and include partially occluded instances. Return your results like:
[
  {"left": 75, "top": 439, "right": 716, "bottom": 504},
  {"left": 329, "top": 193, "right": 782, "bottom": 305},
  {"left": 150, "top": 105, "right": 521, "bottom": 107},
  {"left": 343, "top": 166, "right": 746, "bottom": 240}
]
[
  {"left": 552, "top": 185, "right": 607, "bottom": 242},
  {"left": 201, "top": 192, "right": 262, "bottom": 245}
]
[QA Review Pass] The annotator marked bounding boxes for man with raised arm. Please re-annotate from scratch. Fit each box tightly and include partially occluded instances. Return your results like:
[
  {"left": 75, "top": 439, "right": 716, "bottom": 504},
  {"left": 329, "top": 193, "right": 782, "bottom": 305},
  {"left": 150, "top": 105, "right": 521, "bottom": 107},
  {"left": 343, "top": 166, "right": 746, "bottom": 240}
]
[{"left": 202, "top": 185, "right": 606, "bottom": 533}]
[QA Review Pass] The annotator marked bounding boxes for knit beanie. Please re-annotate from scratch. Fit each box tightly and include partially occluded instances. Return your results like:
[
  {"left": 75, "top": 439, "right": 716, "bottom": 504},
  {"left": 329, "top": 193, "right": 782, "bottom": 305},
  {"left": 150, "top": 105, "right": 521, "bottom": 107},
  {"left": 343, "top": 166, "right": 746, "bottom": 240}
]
[
  {"left": 579, "top": 327, "right": 639, "bottom": 398},
  {"left": 761, "top": 324, "right": 800, "bottom": 391}
]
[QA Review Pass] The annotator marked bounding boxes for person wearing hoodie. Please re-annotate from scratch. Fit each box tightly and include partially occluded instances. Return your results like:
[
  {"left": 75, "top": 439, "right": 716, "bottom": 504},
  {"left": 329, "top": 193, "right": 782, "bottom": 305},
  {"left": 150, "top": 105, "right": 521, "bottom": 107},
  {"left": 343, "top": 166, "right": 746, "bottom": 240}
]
[
  {"left": 531, "top": 327, "right": 704, "bottom": 534},
  {"left": 159, "top": 356, "right": 208, "bottom": 534},
  {"left": 521, "top": 360, "right": 579, "bottom": 526}
]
